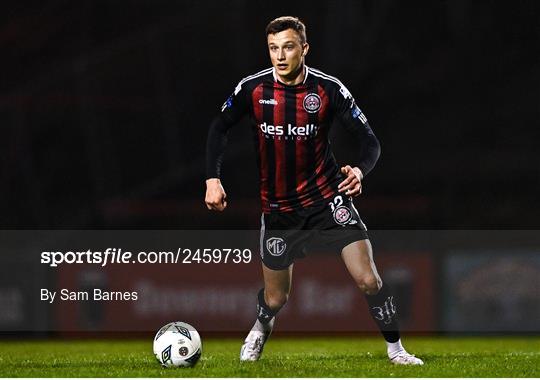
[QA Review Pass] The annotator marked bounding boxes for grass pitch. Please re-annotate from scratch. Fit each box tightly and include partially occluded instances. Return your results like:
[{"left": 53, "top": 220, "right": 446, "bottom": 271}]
[{"left": 0, "top": 336, "right": 538, "bottom": 377}]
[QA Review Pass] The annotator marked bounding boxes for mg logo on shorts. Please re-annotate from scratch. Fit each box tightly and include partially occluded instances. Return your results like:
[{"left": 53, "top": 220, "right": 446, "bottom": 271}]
[{"left": 266, "top": 237, "right": 286, "bottom": 256}]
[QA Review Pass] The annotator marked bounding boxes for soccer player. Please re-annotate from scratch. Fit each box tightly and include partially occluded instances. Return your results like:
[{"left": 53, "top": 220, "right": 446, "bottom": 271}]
[{"left": 205, "top": 16, "right": 423, "bottom": 365}]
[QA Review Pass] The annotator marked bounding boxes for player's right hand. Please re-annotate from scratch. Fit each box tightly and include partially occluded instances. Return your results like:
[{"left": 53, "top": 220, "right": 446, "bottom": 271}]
[{"left": 205, "top": 178, "right": 228, "bottom": 211}]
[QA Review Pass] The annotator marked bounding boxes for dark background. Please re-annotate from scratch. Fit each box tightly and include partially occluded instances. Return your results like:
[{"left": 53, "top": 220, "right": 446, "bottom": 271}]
[{"left": 2, "top": 0, "right": 539, "bottom": 230}]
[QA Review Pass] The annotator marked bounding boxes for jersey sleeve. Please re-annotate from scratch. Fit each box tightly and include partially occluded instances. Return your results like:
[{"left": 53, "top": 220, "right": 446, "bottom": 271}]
[
  {"left": 330, "top": 81, "right": 381, "bottom": 176},
  {"left": 206, "top": 82, "right": 250, "bottom": 179}
]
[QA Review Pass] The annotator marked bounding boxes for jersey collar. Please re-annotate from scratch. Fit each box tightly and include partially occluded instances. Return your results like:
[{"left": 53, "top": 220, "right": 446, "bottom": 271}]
[{"left": 272, "top": 65, "right": 310, "bottom": 86}]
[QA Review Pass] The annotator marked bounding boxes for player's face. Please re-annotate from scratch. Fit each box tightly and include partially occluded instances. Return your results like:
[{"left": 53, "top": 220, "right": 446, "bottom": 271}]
[{"left": 267, "top": 29, "right": 309, "bottom": 85}]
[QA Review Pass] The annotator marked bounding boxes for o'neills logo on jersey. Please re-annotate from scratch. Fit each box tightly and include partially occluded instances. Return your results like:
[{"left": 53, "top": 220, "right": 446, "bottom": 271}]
[
  {"left": 259, "top": 122, "right": 319, "bottom": 140},
  {"left": 259, "top": 98, "right": 278, "bottom": 105}
]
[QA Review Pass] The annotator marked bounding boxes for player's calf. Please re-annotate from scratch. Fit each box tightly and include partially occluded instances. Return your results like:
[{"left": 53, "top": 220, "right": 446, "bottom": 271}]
[{"left": 365, "top": 283, "right": 400, "bottom": 343}]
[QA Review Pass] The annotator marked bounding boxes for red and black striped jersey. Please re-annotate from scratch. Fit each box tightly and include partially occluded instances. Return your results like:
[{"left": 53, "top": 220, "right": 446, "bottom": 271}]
[{"left": 207, "top": 66, "right": 380, "bottom": 213}]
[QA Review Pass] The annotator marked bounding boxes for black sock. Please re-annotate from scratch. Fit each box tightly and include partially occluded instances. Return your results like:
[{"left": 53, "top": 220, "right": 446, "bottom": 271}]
[
  {"left": 256, "top": 288, "right": 277, "bottom": 325},
  {"left": 365, "top": 283, "right": 400, "bottom": 343}
]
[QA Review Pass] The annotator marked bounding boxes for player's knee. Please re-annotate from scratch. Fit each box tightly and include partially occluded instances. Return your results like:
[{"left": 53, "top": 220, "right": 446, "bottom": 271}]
[
  {"left": 357, "top": 274, "right": 382, "bottom": 295},
  {"left": 265, "top": 290, "right": 289, "bottom": 310}
]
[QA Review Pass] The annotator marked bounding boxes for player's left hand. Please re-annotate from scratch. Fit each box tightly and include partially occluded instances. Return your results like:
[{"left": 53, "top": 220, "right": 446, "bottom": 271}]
[{"left": 338, "top": 165, "right": 363, "bottom": 197}]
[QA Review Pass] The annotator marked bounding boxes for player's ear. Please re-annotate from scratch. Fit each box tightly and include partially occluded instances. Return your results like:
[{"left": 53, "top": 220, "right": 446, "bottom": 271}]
[{"left": 302, "top": 43, "right": 309, "bottom": 57}]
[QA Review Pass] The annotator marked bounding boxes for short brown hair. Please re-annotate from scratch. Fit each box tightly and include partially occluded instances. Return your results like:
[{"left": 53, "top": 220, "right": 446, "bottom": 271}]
[{"left": 266, "top": 16, "right": 307, "bottom": 44}]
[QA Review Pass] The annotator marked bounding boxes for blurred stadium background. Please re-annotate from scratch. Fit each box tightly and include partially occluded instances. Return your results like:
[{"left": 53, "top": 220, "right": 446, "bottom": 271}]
[{"left": 0, "top": 1, "right": 539, "bottom": 337}]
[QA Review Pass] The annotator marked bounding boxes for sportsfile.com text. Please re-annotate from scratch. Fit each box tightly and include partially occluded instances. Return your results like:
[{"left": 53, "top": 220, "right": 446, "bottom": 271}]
[{"left": 40, "top": 248, "right": 252, "bottom": 267}]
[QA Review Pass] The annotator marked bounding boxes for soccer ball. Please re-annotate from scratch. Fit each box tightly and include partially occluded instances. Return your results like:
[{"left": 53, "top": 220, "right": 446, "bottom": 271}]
[{"left": 153, "top": 321, "right": 202, "bottom": 367}]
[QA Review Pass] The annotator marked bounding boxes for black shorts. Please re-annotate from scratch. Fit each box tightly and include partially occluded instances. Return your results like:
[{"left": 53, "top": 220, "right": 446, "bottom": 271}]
[{"left": 259, "top": 194, "right": 369, "bottom": 270}]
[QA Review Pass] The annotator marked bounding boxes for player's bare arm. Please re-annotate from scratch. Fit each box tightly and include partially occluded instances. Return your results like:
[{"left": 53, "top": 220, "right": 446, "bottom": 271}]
[
  {"left": 338, "top": 165, "right": 363, "bottom": 197},
  {"left": 205, "top": 178, "right": 227, "bottom": 211}
]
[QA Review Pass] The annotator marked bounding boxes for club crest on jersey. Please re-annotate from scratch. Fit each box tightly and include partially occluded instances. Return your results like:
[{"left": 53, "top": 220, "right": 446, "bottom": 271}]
[
  {"left": 333, "top": 206, "right": 353, "bottom": 225},
  {"left": 303, "top": 93, "right": 321, "bottom": 113},
  {"left": 266, "top": 237, "right": 286, "bottom": 256}
]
